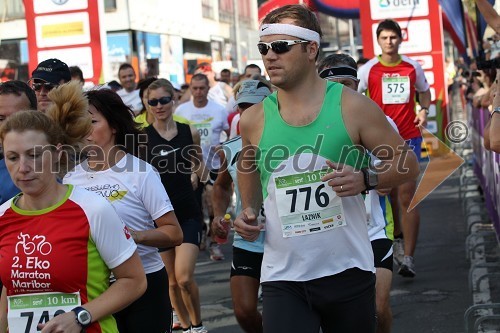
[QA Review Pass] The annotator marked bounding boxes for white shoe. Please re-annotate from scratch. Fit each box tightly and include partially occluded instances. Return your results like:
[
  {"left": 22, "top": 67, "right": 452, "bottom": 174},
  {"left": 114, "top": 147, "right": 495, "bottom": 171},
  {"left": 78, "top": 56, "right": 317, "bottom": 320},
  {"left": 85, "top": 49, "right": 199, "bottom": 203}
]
[
  {"left": 209, "top": 243, "right": 224, "bottom": 261},
  {"left": 172, "top": 310, "right": 181, "bottom": 330},
  {"left": 393, "top": 238, "right": 404, "bottom": 266},
  {"left": 398, "top": 256, "right": 416, "bottom": 278},
  {"left": 191, "top": 325, "right": 208, "bottom": 333}
]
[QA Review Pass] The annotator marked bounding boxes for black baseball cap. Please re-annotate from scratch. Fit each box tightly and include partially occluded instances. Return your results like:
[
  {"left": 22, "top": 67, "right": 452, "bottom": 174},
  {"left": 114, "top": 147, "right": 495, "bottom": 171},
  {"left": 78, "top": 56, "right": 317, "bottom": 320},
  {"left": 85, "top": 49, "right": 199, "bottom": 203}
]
[{"left": 31, "top": 58, "right": 71, "bottom": 85}]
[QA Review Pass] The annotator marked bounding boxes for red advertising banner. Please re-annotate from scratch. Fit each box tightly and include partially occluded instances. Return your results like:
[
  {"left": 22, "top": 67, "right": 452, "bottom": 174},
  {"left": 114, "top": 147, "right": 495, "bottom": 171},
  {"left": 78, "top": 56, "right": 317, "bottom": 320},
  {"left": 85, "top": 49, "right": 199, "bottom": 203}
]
[
  {"left": 359, "top": 0, "right": 448, "bottom": 144},
  {"left": 23, "top": 0, "right": 104, "bottom": 85}
]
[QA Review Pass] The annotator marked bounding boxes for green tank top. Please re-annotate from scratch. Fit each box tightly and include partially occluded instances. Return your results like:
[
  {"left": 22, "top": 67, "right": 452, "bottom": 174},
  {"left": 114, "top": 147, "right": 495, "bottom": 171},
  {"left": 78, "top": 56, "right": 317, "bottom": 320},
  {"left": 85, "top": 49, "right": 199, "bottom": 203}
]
[{"left": 257, "top": 81, "right": 369, "bottom": 199}]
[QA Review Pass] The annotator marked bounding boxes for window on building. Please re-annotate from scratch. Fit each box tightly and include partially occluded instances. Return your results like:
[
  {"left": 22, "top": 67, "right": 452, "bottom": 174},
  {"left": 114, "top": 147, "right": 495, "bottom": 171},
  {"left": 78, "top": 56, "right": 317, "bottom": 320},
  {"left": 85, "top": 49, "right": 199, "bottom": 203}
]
[
  {"left": 2, "top": 0, "right": 24, "bottom": 20},
  {"left": 219, "top": 0, "right": 233, "bottom": 23},
  {"left": 105, "top": 0, "right": 117, "bottom": 11},
  {"left": 202, "top": 0, "right": 215, "bottom": 19},
  {"left": 238, "top": 0, "right": 251, "bottom": 23}
]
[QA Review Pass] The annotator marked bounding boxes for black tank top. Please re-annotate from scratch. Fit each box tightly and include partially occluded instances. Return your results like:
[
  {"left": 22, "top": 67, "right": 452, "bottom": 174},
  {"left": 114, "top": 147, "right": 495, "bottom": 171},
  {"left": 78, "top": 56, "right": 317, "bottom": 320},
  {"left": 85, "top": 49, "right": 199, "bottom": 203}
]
[{"left": 146, "top": 122, "right": 202, "bottom": 221}]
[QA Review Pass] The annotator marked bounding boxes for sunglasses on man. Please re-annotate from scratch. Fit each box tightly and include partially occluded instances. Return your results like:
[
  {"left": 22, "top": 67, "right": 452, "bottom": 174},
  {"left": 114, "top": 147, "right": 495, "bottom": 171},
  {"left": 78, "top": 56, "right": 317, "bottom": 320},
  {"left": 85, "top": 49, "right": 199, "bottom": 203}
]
[
  {"left": 148, "top": 96, "right": 173, "bottom": 106},
  {"left": 257, "top": 40, "right": 310, "bottom": 56},
  {"left": 31, "top": 81, "right": 58, "bottom": 92}
]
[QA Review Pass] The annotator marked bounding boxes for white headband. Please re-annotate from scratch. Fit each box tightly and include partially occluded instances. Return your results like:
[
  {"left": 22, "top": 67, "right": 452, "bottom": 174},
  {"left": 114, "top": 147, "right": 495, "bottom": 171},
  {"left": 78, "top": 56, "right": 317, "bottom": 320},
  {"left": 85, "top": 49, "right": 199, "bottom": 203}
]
[{"left": 259, "top": 23, "right": 320, "bottom": 45}]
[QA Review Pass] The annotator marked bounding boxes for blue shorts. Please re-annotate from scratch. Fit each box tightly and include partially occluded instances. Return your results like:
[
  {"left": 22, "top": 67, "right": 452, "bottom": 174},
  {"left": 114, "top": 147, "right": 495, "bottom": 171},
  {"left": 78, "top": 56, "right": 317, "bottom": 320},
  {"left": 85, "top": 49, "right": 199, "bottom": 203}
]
[
  {"left": 406, "top": 136, "right": 423, "bottom": 161},
  {"left": 159, "top": 217, "right": 202, "bottom": 252}
]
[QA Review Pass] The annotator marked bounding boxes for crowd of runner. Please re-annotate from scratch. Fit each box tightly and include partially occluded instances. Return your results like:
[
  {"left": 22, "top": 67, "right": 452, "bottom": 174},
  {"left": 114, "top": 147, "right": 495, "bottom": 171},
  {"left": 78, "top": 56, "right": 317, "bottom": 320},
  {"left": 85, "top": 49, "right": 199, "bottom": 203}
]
[{"left": 0, "top": 3, "right": 499, "bottom": 333}]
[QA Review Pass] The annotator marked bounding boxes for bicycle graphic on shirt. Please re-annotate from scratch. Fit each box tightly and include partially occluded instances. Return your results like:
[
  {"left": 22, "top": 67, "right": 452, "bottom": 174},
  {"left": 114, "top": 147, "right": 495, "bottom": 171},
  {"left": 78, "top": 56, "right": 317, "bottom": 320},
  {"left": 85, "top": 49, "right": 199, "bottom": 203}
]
[{"left": 15, "top": 232, "right": 52, "bottom": 256}]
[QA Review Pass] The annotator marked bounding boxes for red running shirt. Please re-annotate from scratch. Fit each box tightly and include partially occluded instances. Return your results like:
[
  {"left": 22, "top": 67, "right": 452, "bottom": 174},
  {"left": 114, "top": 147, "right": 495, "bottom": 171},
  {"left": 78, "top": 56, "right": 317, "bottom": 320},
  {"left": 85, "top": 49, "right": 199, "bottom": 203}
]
[
  {"left": 0, "top": 185, "right": 136, "bottom": 333},
  {"left": 358, "top": 55, "right": 430, "bottom": 140}
]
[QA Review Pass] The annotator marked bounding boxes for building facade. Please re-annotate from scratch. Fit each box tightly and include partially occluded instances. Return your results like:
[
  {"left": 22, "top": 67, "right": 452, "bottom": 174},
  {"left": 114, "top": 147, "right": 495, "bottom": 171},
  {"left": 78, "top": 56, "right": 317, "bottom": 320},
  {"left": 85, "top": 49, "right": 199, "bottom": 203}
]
[{"left": 0, "top": 0, "right": 260, "bottom": 84}]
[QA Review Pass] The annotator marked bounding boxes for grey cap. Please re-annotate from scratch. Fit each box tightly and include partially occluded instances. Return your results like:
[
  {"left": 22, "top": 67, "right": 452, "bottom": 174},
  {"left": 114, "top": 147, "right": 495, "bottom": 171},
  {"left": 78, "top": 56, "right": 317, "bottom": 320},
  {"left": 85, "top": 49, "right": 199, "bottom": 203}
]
[{"left": 235, "top": 80, "right": 271, "bottom": 105}]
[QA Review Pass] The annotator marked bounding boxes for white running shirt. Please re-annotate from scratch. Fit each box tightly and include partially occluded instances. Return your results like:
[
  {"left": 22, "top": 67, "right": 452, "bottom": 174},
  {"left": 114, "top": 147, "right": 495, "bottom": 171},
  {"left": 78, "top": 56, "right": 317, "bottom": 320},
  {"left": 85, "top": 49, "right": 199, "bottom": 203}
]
[
  {"left": 64, "top": 154, "right": 174, "bottom": 274},
  {"left": 175, "top": 100, "right": 229, "bottom": 170}
]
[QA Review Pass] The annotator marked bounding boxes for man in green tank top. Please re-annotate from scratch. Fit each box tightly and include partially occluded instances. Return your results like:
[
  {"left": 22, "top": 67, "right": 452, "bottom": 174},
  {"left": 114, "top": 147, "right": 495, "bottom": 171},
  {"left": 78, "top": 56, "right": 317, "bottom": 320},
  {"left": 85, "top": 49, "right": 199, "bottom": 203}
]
[{"left": 233, "top": 4, "right": 420, "bottom": 333}]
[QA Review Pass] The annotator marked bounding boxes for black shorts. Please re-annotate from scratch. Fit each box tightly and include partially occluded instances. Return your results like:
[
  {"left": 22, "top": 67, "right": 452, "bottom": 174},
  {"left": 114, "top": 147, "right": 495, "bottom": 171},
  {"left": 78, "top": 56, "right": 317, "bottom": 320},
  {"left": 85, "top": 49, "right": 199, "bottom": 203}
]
[
  {"left": 114, "top": 268, "right": 171, "bottom": 333},
  {"left": 372, "top": 238, "right": 394, "bottom": 271},
  {"left": 230, "top": 247, "right": 264, "bottom": 279},
  {"left": 159, "top": 218, "right": 202, "bottom": 252},
  {"left": 208, "top": 169, "right": 219, "bottom": 185},
  {"left": 261, "top": 268, "right": 376, "bottom": 333}
]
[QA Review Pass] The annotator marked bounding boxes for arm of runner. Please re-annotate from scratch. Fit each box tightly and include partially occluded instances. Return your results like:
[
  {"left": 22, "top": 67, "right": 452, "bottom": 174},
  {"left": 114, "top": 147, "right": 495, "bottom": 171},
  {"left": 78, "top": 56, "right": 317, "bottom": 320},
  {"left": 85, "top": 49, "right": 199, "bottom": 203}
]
[
  {"left": 331, "top": 88, "right": 419, "bottom": 193},
  {"left": 489, "top": 75, "right": 500, "bottom": 152},
  {"left": 40, "top": 252, "right": 146, "bottom": 333},
  {"left": 376, "top": 188, "right": 392, "bottom": 196},
  {"left": 485, "top": 117, "right": 492, "bottom": 150},
  {"left": 133, "top": 211, "right": 183, "bottom": 248},
  {"left": 414, "top": 89, "right": 431, "bottom": 127},
  {"left": 212, "top": 150, "right": 234, "bottom": 237},
  {"left": 190, "top": 125, "right": 210, "bottom": 184},
  {"left": 0, "top": 287, "right": 6, "bottom": 333},
  {"left": 234, "top": 105, "right": 263, "bottom": 241},
  {"left": 475, "top": 0, "right": 500, "bottom": 34}
]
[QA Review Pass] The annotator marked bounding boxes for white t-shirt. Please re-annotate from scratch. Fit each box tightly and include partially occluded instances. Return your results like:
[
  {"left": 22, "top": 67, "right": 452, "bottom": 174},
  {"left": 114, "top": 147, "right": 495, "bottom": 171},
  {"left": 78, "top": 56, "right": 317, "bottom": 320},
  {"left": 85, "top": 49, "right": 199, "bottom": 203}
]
[
  {"left": 175, "top": 100, "right": 229, "bottom": 170},
  {"left": 63, "top": 154, "right": 174, "bottom": 274},
  {"left": 366, "top": 116, "right": 399, "bottom": 241},
  {"left": 117, "top": 89, "right": 142, "bottom": 115},
  {"left": 209, "top": 82, "right": 230, "bottom": 107},
  {"left": 225, "top": 95, "right": 237, "bottom": 115}
]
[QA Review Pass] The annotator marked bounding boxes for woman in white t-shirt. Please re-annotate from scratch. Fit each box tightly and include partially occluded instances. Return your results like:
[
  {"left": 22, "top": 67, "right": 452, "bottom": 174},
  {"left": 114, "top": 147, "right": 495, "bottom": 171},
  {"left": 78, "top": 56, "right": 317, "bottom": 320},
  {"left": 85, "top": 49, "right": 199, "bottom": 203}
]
[{"left": 64, "top": 89, "right": 183, "bottom": 333}]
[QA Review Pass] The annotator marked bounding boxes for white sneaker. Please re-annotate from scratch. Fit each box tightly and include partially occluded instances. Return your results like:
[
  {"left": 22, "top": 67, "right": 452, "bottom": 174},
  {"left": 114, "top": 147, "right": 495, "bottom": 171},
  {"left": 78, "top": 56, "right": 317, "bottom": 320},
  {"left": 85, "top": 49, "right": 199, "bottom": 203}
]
[
  {"left": 200, "top": 226, "right": 207, "bottom": 251},
  {"left": 172, "top": 310, "right": 181, "bottom": 330},
  {"left": 209, "top": 243, "right": 224, "bottom": 261},
  {"left": 398, "top": 255, "right": 416, "bottom": 278},
  {"left": 191, "top": 326, "right": 208, "bottom": 333},
  {"left": 393, "top": 238, "right": 404, "bottom": 266}
]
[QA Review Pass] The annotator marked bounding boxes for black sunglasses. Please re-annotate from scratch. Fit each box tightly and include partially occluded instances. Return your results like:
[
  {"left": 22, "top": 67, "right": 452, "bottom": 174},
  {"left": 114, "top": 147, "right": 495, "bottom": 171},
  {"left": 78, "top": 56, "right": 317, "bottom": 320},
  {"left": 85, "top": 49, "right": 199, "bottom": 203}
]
[
  {"left": 32, "top": 82, "right": 58, "bottom": 92},
  {"left": 148, "top": 96, "right": 173, "bottom": 106},
  {"left": 257, "top": 40, "right": 310, "bottom": 55}
]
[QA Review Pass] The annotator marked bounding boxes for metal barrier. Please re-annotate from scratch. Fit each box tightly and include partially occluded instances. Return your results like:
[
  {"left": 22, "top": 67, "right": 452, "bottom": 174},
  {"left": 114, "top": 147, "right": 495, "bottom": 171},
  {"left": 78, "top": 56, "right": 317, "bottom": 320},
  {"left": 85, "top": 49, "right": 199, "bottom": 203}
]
[
  {"left": 460, "top": 100, "right": 500, "bottom": 332},
  {"left": 469, "top": 106, "right": 500, "bottom": 239}
]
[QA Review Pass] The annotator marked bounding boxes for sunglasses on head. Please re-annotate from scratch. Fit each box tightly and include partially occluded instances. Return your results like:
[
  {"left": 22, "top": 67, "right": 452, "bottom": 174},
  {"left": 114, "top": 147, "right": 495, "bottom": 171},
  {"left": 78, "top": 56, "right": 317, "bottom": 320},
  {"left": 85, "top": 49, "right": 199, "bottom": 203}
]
[
  {"left": 148, "top": 96, "right": 173, "bottom": 106},
  {"left": 257, "top": 40, "right": 310, "bottom": 55},
  {"left": 32, "top": 82, "right": 58, "bottom": 92}
]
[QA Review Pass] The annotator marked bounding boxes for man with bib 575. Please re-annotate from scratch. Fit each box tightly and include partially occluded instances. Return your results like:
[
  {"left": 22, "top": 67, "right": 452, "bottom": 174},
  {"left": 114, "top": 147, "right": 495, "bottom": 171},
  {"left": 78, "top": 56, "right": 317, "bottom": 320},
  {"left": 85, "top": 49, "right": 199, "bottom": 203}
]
[
  {"left": 234, "top": 5, "right": 420, "bottom": 332},
  {"left": 357, "top": 19, "right": 431, "bottom": 278}
]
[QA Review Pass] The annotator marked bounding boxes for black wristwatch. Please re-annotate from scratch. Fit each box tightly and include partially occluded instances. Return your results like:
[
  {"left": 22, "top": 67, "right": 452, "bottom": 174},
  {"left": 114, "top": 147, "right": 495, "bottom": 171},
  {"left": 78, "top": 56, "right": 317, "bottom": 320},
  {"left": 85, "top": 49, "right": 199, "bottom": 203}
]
[
  {"left": 361, "top": 167, "right": 378, "bottom": 191},
  {"left": 72, "top": 306, "right": 92, "bottom": 328},
  {"left": 490, "top": 107, "right": 500, "bottom": 117},
  {"left": 420, "top": 107, "right": 429, "bottom": 115}
]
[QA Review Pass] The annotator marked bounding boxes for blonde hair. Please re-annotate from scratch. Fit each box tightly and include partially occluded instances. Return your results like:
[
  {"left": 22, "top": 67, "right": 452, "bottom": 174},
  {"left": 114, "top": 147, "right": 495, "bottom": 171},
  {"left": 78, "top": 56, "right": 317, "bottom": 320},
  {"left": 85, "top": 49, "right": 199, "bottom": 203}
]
[
  {"left": 0, "top": 81, "right": 91, "bottom": 173},
  {"left": 148, "top": 79, "right": 174, "bottom": 97}
]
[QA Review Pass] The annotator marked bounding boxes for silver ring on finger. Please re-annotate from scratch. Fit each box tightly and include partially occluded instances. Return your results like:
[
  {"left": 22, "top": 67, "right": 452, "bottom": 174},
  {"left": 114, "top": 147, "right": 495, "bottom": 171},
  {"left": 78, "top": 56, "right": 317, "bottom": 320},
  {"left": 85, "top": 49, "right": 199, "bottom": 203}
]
[{"left": 340, "top": 185, "right": 344, "bottom": 191}]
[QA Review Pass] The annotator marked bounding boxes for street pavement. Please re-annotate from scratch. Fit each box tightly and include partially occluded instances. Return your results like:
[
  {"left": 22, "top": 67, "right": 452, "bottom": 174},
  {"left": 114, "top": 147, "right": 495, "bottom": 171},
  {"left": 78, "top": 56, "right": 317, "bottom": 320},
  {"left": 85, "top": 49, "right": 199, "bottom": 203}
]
[{"left": 191, "top": 171, "right": 475, "bottom": 333}]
